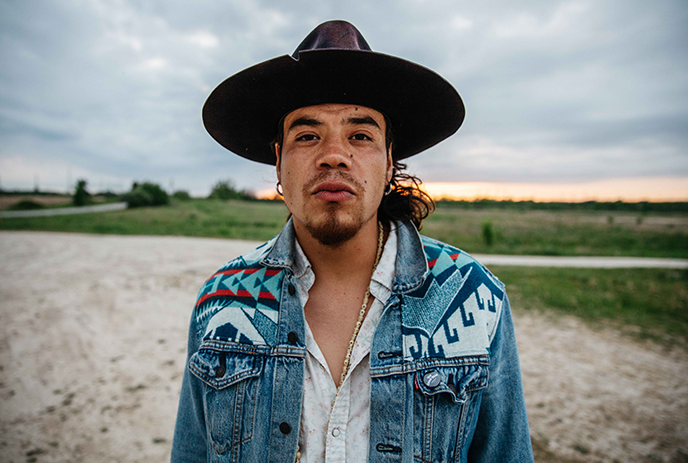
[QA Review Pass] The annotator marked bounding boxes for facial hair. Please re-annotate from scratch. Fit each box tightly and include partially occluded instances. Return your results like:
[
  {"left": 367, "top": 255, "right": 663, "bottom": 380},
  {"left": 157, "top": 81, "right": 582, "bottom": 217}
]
[{"left": 301, "top": 172, "right": 369, "bottom": 247}]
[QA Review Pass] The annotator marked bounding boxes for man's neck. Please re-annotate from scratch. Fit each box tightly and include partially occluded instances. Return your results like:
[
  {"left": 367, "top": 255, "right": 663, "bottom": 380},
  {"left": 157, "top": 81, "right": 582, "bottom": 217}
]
[{"left": 293, "top": 216, "right": 382, "bottom": 282}]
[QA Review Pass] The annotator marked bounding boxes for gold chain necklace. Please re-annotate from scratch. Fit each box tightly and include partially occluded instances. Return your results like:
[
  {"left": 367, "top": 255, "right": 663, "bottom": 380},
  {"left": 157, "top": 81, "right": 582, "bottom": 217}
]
[
  {"left": 337, "top": 220, "right": 385, "bottom": 390},
  {"left": 295, "top": 221, "right": 385, "bottom": 463}
]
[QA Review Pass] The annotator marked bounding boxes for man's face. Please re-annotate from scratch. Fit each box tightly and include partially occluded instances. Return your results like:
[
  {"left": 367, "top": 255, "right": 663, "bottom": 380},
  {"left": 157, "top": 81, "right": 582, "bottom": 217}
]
[{"left": 275, "top": 103, "right": 393, "bottom": 247}]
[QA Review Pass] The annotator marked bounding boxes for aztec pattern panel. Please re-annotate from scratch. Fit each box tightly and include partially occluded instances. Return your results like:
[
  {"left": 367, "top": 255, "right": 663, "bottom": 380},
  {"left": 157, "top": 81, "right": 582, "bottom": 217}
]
[
  {"left": 194, "top": 241, "right": 284, "bottom": 347},
  {"left": 401, "top": 237, "right": 504, "bottom": 360}
]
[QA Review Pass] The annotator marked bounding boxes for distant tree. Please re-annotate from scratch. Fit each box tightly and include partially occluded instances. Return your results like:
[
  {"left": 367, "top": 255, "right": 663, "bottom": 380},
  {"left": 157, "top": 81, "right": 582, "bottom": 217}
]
[
  {"left": 172, "top": 190, "right": 191, "bottom": 201},
  {"left": 209, "top": 180, "right": 255, "bottom": 200},
  {"left": 73, "top": 179, "right": 91, "bottom": 206},
  {"left": 121, "top": 181, "right": 169, "bottom": 208}
]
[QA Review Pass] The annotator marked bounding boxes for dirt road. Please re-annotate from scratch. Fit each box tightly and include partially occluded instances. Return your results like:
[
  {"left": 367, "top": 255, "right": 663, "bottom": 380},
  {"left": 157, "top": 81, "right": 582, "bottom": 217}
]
[{"left": 0, "top": 231, "right": 686, "bottom": 462}]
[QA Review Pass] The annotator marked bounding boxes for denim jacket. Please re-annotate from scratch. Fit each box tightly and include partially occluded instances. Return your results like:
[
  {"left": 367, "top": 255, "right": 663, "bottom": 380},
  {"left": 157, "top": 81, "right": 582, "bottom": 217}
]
[{"left": 172, "top": 220, "right": 533, "bottom": 463}]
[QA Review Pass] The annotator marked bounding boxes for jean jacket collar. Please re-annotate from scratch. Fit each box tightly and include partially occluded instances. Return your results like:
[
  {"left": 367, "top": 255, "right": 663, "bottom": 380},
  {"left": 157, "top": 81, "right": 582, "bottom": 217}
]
[{"left": 260, "top": 217, "right": 428, "bottom": 294}]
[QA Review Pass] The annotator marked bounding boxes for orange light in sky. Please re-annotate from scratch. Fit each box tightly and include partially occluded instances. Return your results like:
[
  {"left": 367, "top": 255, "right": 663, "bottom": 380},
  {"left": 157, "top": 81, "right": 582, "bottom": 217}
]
[
  {"left": 421, "top": 177, "right": 688, "bottom": 202},
  {"left": 256, "top": 177, "right": 688, "bottom": 202}
]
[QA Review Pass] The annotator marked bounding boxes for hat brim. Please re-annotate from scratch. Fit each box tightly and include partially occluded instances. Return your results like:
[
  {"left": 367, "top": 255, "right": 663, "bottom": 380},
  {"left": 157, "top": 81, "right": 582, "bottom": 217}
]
[{"left": 203, "top": 49, "right": 465, "bottom": 165}]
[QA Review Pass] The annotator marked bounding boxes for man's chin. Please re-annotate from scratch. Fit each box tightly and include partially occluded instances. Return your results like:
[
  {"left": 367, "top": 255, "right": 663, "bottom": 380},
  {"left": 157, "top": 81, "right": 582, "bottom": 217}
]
[{"left": 303, "top": 210, "right": 363, "bottom": 247}]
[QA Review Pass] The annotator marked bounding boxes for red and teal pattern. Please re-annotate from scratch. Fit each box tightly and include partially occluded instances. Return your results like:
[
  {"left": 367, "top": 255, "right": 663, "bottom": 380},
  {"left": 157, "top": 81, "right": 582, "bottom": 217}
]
[{"left": 194, "top": 249, "right": 284, "bottom": 346}]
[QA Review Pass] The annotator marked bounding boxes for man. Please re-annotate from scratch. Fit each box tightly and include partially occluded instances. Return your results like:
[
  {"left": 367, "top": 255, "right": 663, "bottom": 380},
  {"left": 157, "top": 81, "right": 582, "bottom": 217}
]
[{"left": 172, "top": 20, "right": 533, "bottom": 463}]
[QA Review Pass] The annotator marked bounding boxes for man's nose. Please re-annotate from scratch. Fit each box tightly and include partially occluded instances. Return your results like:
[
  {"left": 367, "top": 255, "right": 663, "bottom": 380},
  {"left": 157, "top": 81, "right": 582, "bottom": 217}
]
[{"left": 317, "top": 137, "right": 351, "bottom": 170}]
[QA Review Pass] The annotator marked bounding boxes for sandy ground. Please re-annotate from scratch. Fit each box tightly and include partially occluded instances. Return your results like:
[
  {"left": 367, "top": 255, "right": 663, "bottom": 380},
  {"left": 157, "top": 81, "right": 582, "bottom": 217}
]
[{"left": 0, "top": 231, "right": 686, "bottom": 463}]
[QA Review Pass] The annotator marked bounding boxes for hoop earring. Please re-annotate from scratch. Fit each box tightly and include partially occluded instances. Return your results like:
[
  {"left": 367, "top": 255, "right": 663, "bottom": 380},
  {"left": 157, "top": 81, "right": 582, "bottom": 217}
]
[
  {"left": 384, "top": 183, "right": 392, "bottom": 196},
  {"left": 276, "top": 181, "right": 284, "bottom": 196}
]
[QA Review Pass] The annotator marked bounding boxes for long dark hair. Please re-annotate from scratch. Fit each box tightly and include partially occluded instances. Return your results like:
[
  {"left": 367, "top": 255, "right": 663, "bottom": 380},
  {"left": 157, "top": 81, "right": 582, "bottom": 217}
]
[
  {"left": 377, "top": 114, "right": 435, "bottom": 230},
  {"left": 379, "top": 160, "right": 435, "bottom": 230},
  {"left": 272, "top": 113, "right": 435, "bottom": 230}
]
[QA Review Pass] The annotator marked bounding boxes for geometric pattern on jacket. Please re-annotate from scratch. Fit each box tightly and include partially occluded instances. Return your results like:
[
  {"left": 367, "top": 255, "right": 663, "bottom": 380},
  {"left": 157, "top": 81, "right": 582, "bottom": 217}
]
[
  {"left": 402, "top": 236, "right": 503, "bottom": 360},
  {"left": 193, "top": 234, "right": 504, "bottom": 360}
]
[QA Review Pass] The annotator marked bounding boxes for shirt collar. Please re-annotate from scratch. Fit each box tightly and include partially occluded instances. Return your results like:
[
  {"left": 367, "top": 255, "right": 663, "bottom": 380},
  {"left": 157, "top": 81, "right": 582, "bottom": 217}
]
[
  {"left": 261, "top": 217, "right": 426, "bottom": 294},
  {"left": 290, "top": 222, "right": 397, "bottom": 293}
]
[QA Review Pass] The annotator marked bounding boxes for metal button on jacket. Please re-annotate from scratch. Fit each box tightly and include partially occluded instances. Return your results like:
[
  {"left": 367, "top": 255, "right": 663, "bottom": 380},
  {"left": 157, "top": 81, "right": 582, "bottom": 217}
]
[
  {"left": 422, "top": 370, "right": 441, "bottom": 388},
  {"left": 287, "top": 331, "right": 298, "bottom": 345},
  {"left": 288, "top": 284, "right": 296, "bottom": 296}
]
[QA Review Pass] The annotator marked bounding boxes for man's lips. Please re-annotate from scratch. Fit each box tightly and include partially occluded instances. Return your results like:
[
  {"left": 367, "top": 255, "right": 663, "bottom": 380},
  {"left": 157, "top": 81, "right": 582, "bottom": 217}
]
[{"left": 312, "top": 181, "right": 355, "bottom": 202}]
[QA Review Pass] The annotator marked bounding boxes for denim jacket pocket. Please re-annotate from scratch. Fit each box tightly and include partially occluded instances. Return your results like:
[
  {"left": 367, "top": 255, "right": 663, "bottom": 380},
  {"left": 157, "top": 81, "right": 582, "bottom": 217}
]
[
  {"left": 189, "top": 345, "right": 263, "bottom": 458},
  {"left": 413, "top": 359, "right": 488, "bottom": 462}
]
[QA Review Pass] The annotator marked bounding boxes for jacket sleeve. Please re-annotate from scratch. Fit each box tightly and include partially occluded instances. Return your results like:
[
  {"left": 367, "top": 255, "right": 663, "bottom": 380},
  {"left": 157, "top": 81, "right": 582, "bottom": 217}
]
[
  {"left": 171, "top": 310, "right": 208, "bottom": 463},
  {"left": 468, "top": 294, "right": 534, "bottom": 462}
]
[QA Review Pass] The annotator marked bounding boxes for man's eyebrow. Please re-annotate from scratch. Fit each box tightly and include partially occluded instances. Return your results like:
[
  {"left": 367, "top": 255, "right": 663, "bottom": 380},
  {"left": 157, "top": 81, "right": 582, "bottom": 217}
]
[
  {"left": 345, "top": 116, "right": 381, "bottom": 129},
  {"left": 287, "top": 117, "right": 322, "bottom": 132}
]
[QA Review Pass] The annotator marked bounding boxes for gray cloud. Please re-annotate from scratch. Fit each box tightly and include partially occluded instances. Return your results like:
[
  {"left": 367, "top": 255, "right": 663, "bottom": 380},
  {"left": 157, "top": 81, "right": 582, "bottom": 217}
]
[{"left": 1, "top": 0, "right": 686, "bottom": 194}]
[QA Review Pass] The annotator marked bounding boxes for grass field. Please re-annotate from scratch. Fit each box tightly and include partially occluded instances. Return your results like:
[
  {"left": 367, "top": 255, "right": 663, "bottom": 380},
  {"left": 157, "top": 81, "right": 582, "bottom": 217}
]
[
  {"left": 1, "top": 198, "right": 687, "bottom": 258},
  {"left": 2, "top": 198, "right": 687, "bottom": 346},
  {"left": 0, "top": 199, "right": 291, "bottom": 241},
  {"left": 492, "top": 266, "right": 688, "bottom": 346},
  {"left": 426, "top": 203, "right": 688, "bottom": 258}
]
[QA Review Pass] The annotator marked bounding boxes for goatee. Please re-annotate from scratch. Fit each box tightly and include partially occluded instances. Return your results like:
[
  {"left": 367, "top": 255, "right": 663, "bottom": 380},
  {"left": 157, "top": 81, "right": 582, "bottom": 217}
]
[
  {"left": 301, "top": 172, "right": 368, "bottom": 247},
  {"left": 304, "top": 203, "right": 363, "bottom": 247}
]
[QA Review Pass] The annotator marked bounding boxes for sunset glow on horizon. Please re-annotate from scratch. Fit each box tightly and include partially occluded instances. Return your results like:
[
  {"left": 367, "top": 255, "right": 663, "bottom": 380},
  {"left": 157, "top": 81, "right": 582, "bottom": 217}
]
[
  {"left": 422, "top": 177, "right": 688, "bottom": 202},
  {"left": 256, "top": 177, "right": 688, "bottom": 203}
]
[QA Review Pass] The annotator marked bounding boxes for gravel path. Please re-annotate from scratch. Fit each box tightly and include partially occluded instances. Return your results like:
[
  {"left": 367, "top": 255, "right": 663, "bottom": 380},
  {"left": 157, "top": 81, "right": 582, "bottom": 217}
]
[
  {"left": 0, "top": 202, "right": 127, "bottom": 218},
  {"left": 0, "top": 231, "right": 686, "bottom": 462}
]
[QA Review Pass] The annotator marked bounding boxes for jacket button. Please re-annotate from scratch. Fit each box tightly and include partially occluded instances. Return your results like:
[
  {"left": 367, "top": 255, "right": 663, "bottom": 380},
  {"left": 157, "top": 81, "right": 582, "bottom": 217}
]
[
  {"left": 288, "top": 284, "right": 296, "bottom": 296},
  {"left": 288, "top": 331, "right": 298, "bottom": 345},
  {"left": 215, "top": 364, "right": 226, "bottom": 378},
  {"left": 422, "top": 370, "right": 441, "bottom": 388},
  {"left": 279, "top": 422, "right": 291, "bottom": 434}
]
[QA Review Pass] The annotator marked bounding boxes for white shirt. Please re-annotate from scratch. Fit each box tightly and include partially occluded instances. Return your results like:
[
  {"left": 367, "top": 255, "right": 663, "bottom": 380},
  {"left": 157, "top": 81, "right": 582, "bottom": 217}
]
[{"left": 293, "top": 228, "right": 397, "bottom": 463}]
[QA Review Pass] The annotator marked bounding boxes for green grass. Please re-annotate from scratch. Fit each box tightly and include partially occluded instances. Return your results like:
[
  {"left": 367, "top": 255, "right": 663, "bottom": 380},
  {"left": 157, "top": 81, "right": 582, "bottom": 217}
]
[
  {"left": 492, "top": 266, "right": 688, "bottom": 347},
  {"left": 0, "top": 199, "right": 290, "bottom": 242},
  {"left": 2, "top": 199, "right": 686, "bottom": 258},
  {"left": 423, "top": 204, "right": 688, "bottom": 258}
]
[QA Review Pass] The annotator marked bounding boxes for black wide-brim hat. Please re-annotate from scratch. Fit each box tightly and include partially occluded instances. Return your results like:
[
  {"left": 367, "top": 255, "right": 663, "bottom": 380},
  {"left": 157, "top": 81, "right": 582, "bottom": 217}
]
[{"left": 203, "top": 20, "right": 465, "bottom": 165}]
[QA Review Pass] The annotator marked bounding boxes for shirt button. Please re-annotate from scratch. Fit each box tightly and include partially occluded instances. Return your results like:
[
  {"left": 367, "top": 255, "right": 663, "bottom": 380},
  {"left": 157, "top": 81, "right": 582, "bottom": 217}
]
[
  {"left": 331, "top": 427, "right": 341, "bottom": 437},
  {"left": 288, "top": 284, "right": 296, "bottom": 296},
  {"left": 423, "top": 370, "right": 441, "bottom": 388},
  {"left": 279, "top": 422, "right": 291, "bottom": 434},
  {"left": 287, "top": 331, "right": 298, "bottom": 345}
]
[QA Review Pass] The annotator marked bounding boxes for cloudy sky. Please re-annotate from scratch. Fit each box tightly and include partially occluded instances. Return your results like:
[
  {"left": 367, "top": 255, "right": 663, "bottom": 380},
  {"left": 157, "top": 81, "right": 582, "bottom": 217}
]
[{"left": 1, "top": 0, "right": 687, "bottom": 200}]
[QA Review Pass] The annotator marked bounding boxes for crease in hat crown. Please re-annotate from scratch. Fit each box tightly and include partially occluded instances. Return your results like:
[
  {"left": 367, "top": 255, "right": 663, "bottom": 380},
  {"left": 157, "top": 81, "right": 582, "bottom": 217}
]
[
  {"left": 202, "top": 19, "right": 465, "bottom": 165},
  {"left": 291, "top": 20, "right": 372, "bottom": 59}
]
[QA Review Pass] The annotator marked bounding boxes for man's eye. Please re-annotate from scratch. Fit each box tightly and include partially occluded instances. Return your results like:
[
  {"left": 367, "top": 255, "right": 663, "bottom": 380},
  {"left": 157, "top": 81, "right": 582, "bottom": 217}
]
[
  {"left": 296, "top": 134, "right": 318, "bottom": 142},
  {"left": 351, "top": 133, "right": 372, "bottom": 141}
]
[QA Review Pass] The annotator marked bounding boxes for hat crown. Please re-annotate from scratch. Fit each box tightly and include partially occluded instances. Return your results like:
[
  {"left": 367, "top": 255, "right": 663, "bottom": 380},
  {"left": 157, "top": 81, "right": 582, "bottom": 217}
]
[{"left": 291, "top": 20, "right": 371, "bottom": 59}]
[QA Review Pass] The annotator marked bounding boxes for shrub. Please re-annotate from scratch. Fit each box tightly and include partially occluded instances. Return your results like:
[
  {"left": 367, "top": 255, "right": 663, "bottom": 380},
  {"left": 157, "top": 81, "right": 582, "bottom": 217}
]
[
  {"left": 121, "top": 182, "right": 169, "bottom": 208},
  {"left": 140, "top": 182, "right": 169, "bottom": 206},
  {"left": 9, "top": 200, "right": 44, "bottom": 210},
  {"left": 209, "top": 180, "right": 254, "bottom": 200},
  {"left": 172, "top": 190, "right": 191, "bottom": 201},
  {"left": 73, "top": 179, "right": 91, "bottom": 206},
  {"left": 481, "top": 220, "right": 494, "bottom": 246},
  {"left": 121, "top": 188, "right": 153, "bottom": 208}
]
